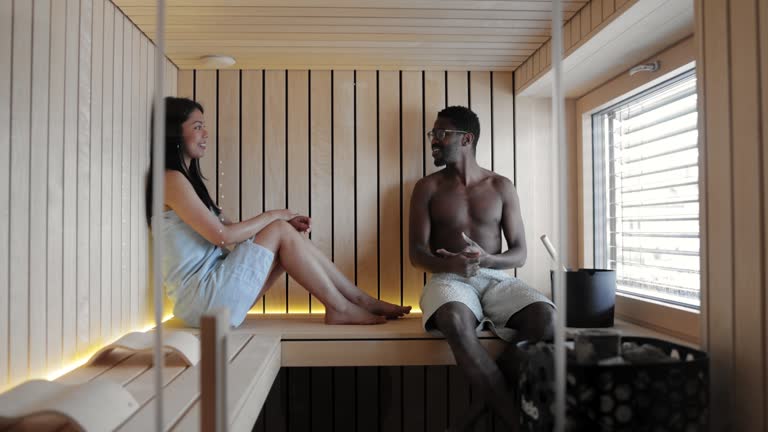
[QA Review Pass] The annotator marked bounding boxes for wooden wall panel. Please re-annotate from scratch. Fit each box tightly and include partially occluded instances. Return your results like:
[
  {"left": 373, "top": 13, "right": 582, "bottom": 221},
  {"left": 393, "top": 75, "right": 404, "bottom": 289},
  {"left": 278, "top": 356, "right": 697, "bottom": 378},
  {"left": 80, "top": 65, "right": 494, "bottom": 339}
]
[
  {"left": 333, "top": 71, "right": 357, "bottom": 288},
  {"left": 401, "top": 72, "right": 425, "bottom": 309},
  {"left": 264, "top": 70, "right": 288, "bottom": 313},
  {"left": 0, "top": 0, "right": 11, "bottom": 390},
  {"left": 9, "top": 0, "right": 32, "bottom": 383},
  {"left": 241, "top": 70, "right": 264, "bottom": 314},
  {"left": 287, "top": 70, "right": 311, "bottom": 313},
  {"left": 470, "top": 71, "right": 492, "bottom": 170},
  {"left": 258, "top": 366, "right": 496, "bottom": 432},
  {"left": 182, "top": 68, "right": 514, "bottom": 315},
  {"left": 89, "top": 0, "right": 104, "bottom": 346},
  {"left": 218, "top": 70, "right": 240, "bottom": 222},
  {"left": 0, "top": 0, "right": 177, "bottom": 391},
  {"left": 177, "top": 70, "right": 193, "bottom": 99},
  {"left": 29, "top": 0, "right": 51, "bottom": 379},
  {"left": 378, "top": 71, "right": 401, "bottom": 306},
  {"left": 515, "top": 0, "right": 640, "bottom": 93},
  {"left": 100, "top": 0, "right": 115, "bottom": 343},
  {"left": 355, "top": 71, "right": 379, "bottom": 299},
  {"left": 695, "top": 1, "right": 768, "bottom": 430},
  {"left": 309, "top": 70, "right": 332, "bottom": 313},
  {"left": 424, "top": 71, "right": 446, "bottom": 177},
  {"left": 194, "top": 70, "right": 218, "bottom": 206}
]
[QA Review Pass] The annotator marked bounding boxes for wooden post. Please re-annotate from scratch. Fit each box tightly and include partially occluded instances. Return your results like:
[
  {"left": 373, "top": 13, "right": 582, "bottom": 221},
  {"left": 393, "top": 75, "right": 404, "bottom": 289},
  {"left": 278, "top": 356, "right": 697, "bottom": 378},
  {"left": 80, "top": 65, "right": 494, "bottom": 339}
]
[{"left": 200, "top": 309, "right": 229, "bottom": 432}]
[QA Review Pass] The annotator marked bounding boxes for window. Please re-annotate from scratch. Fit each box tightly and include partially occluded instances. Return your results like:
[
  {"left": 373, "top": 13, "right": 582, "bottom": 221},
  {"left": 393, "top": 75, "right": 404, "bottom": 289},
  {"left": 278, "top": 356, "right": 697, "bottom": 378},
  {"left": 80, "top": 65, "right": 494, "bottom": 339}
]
[{"left": 593, "top": 70, "right": 699, "bottom": 308}]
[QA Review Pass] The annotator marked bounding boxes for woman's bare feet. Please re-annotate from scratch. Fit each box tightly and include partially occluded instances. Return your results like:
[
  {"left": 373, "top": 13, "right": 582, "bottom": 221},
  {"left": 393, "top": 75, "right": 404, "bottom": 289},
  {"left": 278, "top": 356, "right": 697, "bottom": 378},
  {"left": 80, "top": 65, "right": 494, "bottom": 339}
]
[
  {"left": 360, "top": 297, "right": 412, "bottom": 319},
  {"left": 325, "top": 302, "right": 387, "bottom": 325}
]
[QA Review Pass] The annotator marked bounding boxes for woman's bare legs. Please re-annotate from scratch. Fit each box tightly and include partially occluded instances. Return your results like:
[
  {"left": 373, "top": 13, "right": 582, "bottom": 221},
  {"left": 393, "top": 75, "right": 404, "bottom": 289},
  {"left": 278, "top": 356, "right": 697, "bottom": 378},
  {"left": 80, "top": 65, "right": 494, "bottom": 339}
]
[
  {"left": 253, "top": 220, "right": 385, "bottom": 324},
  {"left": 248, "top": 262, "right": 285, "bottom": 310},
  {"left": 299, "top": 236, "right": 411, "bottom": 318}
]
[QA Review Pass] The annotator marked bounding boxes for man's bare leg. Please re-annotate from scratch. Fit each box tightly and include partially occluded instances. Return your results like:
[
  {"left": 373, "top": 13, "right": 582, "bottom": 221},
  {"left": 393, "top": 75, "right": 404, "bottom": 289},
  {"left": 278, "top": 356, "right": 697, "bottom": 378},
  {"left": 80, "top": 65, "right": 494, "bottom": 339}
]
[
  {"left": 300, "top": 236, "right": 411, "bottom": 318},
  {"left": 432, "top": 302, "right": 519, "bottom": 431}
]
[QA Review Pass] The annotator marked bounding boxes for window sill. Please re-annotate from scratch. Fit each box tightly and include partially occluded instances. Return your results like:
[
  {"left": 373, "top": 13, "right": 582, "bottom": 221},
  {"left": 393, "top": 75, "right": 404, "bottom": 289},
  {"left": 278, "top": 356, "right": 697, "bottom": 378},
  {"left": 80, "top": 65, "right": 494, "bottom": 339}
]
[{"left": 614, "top": 292, "right": 700, "bottom": 346}]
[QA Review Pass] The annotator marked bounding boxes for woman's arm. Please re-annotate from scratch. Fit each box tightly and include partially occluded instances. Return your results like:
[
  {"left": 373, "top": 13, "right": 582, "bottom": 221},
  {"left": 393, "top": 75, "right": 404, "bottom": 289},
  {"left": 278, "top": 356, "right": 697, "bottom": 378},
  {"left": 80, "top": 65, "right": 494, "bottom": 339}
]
[{"left": 164, "top": 171, "right": 296, "bottom": 246}]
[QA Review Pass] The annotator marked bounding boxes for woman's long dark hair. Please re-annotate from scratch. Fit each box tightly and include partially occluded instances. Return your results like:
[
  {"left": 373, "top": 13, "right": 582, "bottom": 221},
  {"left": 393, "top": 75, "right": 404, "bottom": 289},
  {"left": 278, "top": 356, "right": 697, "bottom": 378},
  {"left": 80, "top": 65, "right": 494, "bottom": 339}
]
[{"left": 145, "top": 97, "right": 221, "bottom": 226}]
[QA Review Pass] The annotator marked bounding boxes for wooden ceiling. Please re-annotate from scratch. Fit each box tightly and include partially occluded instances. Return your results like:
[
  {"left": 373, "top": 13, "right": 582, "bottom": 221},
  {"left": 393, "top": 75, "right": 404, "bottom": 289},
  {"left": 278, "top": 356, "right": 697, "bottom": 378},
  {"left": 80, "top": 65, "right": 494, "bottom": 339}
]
[{"left": 113, "top": 0, "right": 587, "bottom": 70}]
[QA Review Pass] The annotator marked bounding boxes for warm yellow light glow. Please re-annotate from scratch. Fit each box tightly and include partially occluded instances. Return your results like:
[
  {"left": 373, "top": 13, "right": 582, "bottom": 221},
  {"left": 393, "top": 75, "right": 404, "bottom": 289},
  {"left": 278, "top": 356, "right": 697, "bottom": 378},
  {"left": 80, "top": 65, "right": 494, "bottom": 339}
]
[
  {"left": 42, "top": 314, "right": 175, "bottom": 382},
  {"left": 247, "top": 308, "right": 423, "bottom": 315}
]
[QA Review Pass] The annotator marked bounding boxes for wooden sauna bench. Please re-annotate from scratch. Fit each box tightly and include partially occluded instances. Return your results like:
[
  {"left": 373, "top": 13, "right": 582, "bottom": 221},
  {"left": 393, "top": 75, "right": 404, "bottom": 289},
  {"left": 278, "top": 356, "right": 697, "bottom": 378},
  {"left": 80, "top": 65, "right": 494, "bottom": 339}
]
[
  {"left": 44, "top": 315, "right": 500, "bottom": 431},
  {"left": 48, "top": 315, "right": 691, "bottom": 431}
]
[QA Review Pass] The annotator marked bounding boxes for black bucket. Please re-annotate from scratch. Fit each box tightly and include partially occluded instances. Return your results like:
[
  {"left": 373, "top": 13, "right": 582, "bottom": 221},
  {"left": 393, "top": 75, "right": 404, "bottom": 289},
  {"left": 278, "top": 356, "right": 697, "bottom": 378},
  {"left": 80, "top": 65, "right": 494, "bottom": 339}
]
[{"left": 551, "top": 269, "right": 616, "bottom": 328}]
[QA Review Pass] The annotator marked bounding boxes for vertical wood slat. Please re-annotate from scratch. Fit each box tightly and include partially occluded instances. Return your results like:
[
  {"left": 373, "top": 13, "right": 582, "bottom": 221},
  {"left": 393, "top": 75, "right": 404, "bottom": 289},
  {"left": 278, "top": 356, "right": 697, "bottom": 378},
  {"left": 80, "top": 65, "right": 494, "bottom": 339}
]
[
  {"left": 101, "top": 0, "right": 114, "bottom": 342},
  {"left": 129, "top": 22, "right": 140, "bottom": 332},
  {"left": 729, "top": 0, "right": 764, "bottom": 429},
  {"left": 77, "top": 0, "right": 93, "bottom": 354},
  {"left": 309, "top": 368, "right": 333, "bottom": 430},
  {"left": 218, "top": 70, "right": 240, "bottom": 222},
  {"left": 264, "top": 368, "right": 288, "bottom": 432},
  {"left": 401, "top": 71, "right": 424, "bottom": 310},
  {"left": 379, "top": 366, "right": 402, "bottom": 431},
  {"left": 138, "top": 35, "right": 148, "bottom": 327},
  {"left": 309, "top": 70, "right": 332, "bottom": 313},
  {"left": 493, "top": 72, "right": 516, "bottom": 254},
  {"left": 378, "top": 71, "right": 401, "bottom": 306},
  {"left": 355, "top": 71, "right": 378, "bottom": 298},
  {"left": 698, "top": 1, "right": 734, "bottom": 430},
  {"left": 264, "top": 70, "right": 288, "bottom": 313},
  {"left": 602, "top": 0, "right": 615, "bottom": 20},
  {"left": 470, "top": 71, "right": 492, "bottom": 170},
  {"left": 241, "top": 70, "right": 264, "bottom": 314},
  {"left": 287, "top": 70, "right": 310, "bottom": 313},
  {"left": 177, "top": 70, "right": 193, "bottom": 99},
  {"left": 356, "top": 367, "right": 379, "bottom": 431},
  {"left": 287, "top": 367, "right": 311, "bottom": 432},
  {"left": 29, "top": 0, "right": 52, "bottom": 379},
  {"left": 63, "top": 0, "right": 79, "bottom": 361},
  {"left": 447, "top": 71, "right": 468, "bottom": 107},
  {"left": 448, "top": 366, "right": 470, "bottom": 429},
  {"left": 0, "top": 0, "right": 11, "bottom": 390},
  {"left": 760, "top": 0, "right": 768, "bottom": 422},
  {"left": 581, "top": 7, "right": 591, "bottom": 38},
  {"left": 333, "top": 367, "right": 356, "bottom": 432},
  {"left": 402, "top": 366, "right": 425, "bottom": 432},
  {"left": 111, "top": 8, "right": 123, "bottom": 339},
  {"left": 9, "top": 0, "right": 32, "bottom": 385},
  {"left": 194, "top": 70, "right": 218, "bottom": 207},
  {"left": 333, "top": 71, "right": 356, "bottom": 290},
  {"left": 424, "top": 71, "right": 445, "bottom": 177},
  {"left": 425, "top": 366, "right": 448, "bottom": 432},
  {"left": 591, "top": 0, "right": 602, "bottom": 31},
  {"left": 120, "top": 15, "right": 132, "bottom": 335},
  {"left": 89, "top": 0, "right": 104, "bottom": 345}
]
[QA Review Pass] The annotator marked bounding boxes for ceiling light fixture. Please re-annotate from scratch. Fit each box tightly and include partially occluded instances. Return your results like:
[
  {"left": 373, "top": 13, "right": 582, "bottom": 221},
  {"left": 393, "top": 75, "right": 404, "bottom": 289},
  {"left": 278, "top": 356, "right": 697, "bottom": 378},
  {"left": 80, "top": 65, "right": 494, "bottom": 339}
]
[{"left": 199, "top": 54, "right": 236, "bottom": 68}]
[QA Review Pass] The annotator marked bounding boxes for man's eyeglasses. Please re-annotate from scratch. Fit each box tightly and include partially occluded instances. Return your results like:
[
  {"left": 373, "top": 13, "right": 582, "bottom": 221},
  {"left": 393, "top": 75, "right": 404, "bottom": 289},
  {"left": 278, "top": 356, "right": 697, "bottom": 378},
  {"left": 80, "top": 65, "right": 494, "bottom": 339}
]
[{"left": 427, "top": 128, "right": 468, "bottom": 141}]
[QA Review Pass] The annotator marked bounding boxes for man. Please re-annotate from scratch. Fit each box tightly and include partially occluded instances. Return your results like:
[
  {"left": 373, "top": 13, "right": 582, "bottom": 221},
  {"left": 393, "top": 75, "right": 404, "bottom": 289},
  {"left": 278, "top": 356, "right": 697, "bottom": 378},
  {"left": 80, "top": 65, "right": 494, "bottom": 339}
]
[{"left": 409, "top": 106, "right": 555, "bottom": 431}]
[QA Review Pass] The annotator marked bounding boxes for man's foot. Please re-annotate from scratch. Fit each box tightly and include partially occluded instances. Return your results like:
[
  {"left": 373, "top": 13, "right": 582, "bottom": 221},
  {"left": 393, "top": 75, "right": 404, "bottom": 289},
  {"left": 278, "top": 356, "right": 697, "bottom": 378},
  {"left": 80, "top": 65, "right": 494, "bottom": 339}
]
[
  {"left": 360, "top": 297, "right": 412, "bottom": 319},
  {"left": 325, "top": 303, "right": 387, "bottom": 325}
]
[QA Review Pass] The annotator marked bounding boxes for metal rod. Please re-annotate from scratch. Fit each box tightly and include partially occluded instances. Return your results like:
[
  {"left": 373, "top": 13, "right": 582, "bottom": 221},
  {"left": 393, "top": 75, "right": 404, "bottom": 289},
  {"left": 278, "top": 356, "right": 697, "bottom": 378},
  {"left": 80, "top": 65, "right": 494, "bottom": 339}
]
[{"left": 152, "top": 0, "right": 166, "bottom": 430}]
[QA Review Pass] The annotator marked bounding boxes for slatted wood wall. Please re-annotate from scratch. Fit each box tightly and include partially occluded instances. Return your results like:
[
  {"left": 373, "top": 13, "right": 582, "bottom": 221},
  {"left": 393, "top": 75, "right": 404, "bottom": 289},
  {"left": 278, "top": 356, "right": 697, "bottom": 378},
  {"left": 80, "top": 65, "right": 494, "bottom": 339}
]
[
  {"left": 695, "top": 0, "right": 767, "bottom": 430},
  {"left": 177, "top": 69, "right": 520, "bottom": 315},
  {"left": 515, "top": 0, "right": 638, "bottom": 93},
  {"left": 253, "top": 366, "right": 506, "bottom": 432},
  {"left": 0, "top": 0, "right": 177, "bottom": 392}
]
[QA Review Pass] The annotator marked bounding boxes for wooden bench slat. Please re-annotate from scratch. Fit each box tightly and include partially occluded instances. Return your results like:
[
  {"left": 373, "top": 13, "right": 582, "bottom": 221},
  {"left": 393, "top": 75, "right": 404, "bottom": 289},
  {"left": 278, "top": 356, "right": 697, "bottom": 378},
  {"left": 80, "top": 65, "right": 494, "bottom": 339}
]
[
  {"left": 93, "top": 351, "right": 154, "bottom": 386},
  {"left": 123, "top": 352, "right": 190, "bottom": 406},
  {"left": 170, "top": 335, "right": 281, "bottom": 432},
  {"left": 116, "top": 334, "right": 252, "bottom": 431},
  {"left": 56, "top": 349, "right": 133, "bottom": 385}
]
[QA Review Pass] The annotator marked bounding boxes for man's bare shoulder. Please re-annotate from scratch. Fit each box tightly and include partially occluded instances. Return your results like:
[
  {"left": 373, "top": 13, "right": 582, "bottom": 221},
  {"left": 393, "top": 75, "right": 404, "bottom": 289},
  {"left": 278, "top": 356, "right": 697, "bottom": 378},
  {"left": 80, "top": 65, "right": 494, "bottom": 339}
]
[
  {"left": 414, "top": 171, "right": 444, "bottom": 192},
  {"left": 488, "top": 172, "right": 515, "bottom": 192}
]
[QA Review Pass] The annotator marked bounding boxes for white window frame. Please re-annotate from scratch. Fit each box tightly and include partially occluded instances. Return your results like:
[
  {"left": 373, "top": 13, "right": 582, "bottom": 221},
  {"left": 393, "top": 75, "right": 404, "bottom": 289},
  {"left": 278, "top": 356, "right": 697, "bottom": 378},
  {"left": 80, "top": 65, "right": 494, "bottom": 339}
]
[{"left": 575, "top": 37, "right": 700, "bottom": 345}]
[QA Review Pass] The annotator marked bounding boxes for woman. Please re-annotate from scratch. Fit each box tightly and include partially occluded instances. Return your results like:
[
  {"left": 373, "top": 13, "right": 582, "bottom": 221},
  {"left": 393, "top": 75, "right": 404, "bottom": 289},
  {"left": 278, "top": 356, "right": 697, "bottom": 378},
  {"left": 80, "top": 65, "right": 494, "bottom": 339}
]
[{"left": 146, "top": 97, "right": 411, "bottom": 327}]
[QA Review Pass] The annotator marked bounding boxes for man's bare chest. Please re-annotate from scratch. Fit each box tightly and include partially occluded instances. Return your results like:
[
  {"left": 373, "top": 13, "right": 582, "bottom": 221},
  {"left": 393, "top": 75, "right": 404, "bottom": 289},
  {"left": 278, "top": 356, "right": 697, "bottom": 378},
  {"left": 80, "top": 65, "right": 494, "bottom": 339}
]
[{"left": 429, "top": 187, "right": 502, "bottom": 226}]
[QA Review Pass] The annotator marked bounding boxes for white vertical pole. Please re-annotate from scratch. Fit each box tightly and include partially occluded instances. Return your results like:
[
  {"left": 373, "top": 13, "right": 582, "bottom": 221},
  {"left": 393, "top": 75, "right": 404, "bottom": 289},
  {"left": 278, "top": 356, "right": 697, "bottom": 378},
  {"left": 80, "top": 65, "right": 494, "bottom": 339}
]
[
  {"left": 152, "top": 0, "right": 166, "bottom": 430},
  {"left": 551, "top": 0, "right": 567, "bottom": 431}
]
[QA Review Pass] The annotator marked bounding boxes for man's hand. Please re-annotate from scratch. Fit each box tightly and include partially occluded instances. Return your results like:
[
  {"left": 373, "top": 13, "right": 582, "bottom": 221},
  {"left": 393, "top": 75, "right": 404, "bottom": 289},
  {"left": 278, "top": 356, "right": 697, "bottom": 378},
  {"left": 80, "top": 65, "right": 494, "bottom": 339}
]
[
  {"left": 435, "top": 251, "right": 480, "bottom": 277},
  {"left": 460, "top": 232, "right": 487, "bottom": 259},
  {"left": 288, "top": 215, "right": 312, "bottom": 234}
]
